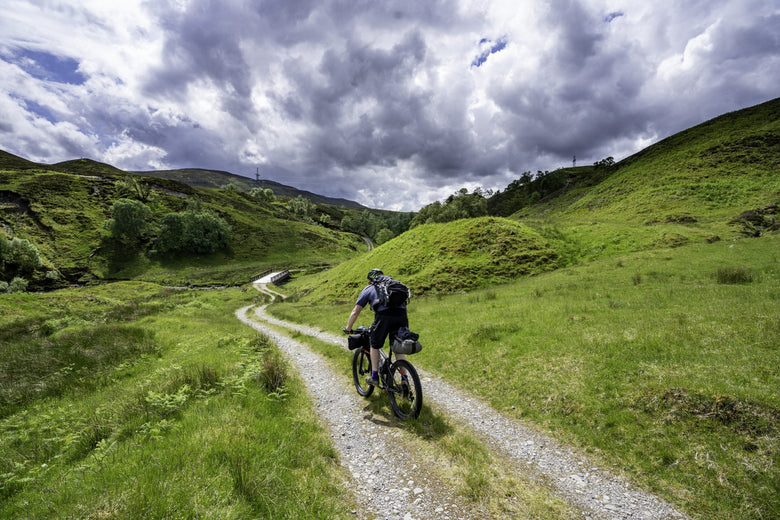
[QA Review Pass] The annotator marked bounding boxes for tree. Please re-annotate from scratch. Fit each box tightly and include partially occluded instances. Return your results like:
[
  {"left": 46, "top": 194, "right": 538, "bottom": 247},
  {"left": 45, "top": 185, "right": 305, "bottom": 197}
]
[
  {"left": 115, "top": 177, "right": 153, "bottom": 202},
  {"left": 594, "top": 156, "right": 615, "bottom": 169},
  {"left": 410, "top": 188, "right": 488, "bottom": 227},
  {"left": 288, "top": 195, "right": 315, "bottom": 217},
  {"left": 375, "top": 228, "right": 394, "bottom": 244},
  {"left": 250, "top": 187, "right": 275, "bottom": 202},
  {"left": 155, "top": 209, "right": 231, "bottom": 255},
  {"left": 106, "top": 198, "right": 151, "bottom": 244}
]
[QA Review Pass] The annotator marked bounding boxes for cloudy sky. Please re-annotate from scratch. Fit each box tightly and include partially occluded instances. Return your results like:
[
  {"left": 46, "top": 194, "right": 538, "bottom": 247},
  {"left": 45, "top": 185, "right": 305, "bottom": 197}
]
[{"left": 1, "top": 0, "right": 778, "bottom": 210}]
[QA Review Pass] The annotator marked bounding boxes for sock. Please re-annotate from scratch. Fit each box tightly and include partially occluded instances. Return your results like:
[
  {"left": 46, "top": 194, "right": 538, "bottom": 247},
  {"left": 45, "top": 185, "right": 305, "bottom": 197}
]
[{"left": 371, "top": 371, "right": 378, "bottom": 379}]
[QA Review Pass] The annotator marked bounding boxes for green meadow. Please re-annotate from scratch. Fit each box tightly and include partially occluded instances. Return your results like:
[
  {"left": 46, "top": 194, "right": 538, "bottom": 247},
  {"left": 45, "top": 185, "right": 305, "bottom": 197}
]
[{"left": 0, "top": 284, "right": 354, "bottom": 518}]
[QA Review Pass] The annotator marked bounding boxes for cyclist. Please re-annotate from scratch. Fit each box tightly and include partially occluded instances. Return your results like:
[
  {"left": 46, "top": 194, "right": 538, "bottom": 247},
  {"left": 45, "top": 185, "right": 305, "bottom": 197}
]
[{"left": 344, "top": 268, "right": 407, "bottom": 386}]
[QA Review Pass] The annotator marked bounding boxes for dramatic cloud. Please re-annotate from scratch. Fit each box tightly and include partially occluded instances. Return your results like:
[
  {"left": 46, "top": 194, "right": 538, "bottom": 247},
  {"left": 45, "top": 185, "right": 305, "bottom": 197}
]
[{"left": 1, "top": 0, "right": 778, "bottom": 210}]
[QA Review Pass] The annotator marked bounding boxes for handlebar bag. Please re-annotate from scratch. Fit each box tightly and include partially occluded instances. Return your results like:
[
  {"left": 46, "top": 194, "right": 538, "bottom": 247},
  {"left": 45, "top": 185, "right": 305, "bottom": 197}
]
[{"left": 348, "top": 333, "right": 369, "bottom": 350}]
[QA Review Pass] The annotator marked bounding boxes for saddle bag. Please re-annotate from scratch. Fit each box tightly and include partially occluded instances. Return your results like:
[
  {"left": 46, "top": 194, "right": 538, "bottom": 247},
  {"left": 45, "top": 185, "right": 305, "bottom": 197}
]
[{"left": 391, "top": 326, "right": 423, "bottom": 354}]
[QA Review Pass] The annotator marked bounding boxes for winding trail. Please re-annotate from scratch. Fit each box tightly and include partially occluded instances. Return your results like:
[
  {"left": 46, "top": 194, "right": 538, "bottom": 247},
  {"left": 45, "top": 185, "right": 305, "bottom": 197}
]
[{"left": 237, "top": 277, "right": 689, "bottom": 520}]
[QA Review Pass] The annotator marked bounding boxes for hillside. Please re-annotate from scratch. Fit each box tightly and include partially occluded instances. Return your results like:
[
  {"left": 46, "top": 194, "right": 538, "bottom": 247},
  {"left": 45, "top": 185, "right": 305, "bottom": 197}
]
[
  {"left": 287, "top": 217, "right": 558, "bottom": 302},
  {"left": 514, "top": 97, "right": 780, "bottom": 226},
  {"left": 0, "top": 158, "right": 365, "bottom": 287}
]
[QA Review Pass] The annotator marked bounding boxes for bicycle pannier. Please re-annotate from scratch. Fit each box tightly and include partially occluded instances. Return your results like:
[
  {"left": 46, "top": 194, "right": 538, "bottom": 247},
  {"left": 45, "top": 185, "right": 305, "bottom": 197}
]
[{"left": 391, "top": 338, "right": 423, "bottom": 355}]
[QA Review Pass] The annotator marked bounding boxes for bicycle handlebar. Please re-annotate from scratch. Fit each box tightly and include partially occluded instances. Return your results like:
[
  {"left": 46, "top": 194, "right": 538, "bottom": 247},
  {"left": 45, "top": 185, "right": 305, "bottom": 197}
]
[{"left": 343, "top": 327, "right": 369, "bottom": 335}]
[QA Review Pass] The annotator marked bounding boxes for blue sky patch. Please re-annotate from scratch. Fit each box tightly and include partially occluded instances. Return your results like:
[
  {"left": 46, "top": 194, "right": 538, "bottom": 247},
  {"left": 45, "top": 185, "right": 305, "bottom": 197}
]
[
  {"left": 23, "top": 98, "right": 58, "bottom": 124},
  {"left": 471, "top": 36, "right": 508, "bottom": 68},
  {"left": 11, "top": 48, "right": 87, "bottom": 85}
]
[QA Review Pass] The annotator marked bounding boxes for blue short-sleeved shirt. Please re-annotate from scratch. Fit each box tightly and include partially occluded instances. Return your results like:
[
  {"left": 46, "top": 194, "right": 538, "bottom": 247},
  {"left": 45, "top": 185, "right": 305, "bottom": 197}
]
[{"left": 356, "top": 284, "right": 406, "bottom": 313}]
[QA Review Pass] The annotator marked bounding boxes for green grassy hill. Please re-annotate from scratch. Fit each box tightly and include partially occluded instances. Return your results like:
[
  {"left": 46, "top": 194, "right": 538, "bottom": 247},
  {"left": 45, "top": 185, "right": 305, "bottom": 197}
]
[
  {"left": 0, "top": 155, "right": 365, "bottom": 287},
  {"left": 495, "top": 98, "right": 778, "bottom": 265},
  {"left": 288, "top": 217, "right": 558, "bottom": 302}
]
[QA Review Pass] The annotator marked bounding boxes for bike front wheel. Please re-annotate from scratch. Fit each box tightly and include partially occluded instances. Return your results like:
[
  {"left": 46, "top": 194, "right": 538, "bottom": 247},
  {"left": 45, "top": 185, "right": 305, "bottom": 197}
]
[
  {"left": 352, "top": 348, "right": 375, "bottom": 397},
  {"left": 387, "top": 359, "right": 422, "bottom": 420}
]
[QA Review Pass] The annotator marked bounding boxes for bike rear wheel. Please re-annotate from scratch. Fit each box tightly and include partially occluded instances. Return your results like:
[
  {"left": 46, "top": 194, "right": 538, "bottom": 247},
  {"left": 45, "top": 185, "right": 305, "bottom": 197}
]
[
  {"left": 387, "top": 359, "right": 422, "bottom": 420},
  {"left": 352, "top": 348, "right": 374, "bottom": 397}
]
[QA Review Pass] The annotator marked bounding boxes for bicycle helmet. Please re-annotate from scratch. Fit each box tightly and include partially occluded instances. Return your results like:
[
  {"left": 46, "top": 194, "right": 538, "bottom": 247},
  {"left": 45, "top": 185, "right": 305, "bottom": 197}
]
[{"left": 367, "top": 268, "right": 383, "bottom": 281}]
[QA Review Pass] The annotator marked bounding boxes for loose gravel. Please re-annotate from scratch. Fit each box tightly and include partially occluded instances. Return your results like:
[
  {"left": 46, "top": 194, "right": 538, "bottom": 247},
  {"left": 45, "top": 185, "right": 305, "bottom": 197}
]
[{"left": 237, "top": 283, "right": 690, "bottom": 520}]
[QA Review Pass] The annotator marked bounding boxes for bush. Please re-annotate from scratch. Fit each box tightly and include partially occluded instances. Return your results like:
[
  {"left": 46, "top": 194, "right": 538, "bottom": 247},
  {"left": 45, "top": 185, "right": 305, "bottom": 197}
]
[
  {"left": 0, "top": 281, "right": 8, "bottom": 293},
  {"left": 8, "top": 277, "right": 28, "bottom": 293},
  {"left": 4, "top": 238, "right": 42, "bottom": 272}
]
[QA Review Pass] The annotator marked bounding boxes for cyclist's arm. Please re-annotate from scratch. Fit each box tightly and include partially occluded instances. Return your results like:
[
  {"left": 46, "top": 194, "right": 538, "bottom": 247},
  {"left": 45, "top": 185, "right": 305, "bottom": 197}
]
[{"left": 345, "top": 304, "right": 364, "bottom": 332}]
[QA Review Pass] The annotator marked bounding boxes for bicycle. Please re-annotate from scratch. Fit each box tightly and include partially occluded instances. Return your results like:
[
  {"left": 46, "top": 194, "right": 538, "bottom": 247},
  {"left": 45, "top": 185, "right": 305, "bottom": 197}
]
[{"left": 345, "top": 327, "right": 423, "bottom": 420}]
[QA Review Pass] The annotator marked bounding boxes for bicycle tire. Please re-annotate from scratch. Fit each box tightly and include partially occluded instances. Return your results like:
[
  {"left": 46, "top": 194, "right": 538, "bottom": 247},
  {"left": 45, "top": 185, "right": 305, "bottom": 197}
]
[
  {"left": 352, "top": 348, "right": 374, "bottom": 397},
  {"left": 387, "top": 359, "right": 422, "bottom": 420}
]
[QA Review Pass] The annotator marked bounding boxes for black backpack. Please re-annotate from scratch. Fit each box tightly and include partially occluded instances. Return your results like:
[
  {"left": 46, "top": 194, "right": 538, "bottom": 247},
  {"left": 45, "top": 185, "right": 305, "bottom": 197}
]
[{"left": 372, "top": 274, "right": 410, "bottom": 307}]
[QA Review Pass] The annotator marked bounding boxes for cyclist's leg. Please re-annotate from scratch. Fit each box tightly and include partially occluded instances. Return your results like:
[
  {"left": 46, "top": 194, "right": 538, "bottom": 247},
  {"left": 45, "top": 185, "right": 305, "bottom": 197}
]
[{"left": 368, "top": 315, "right": 391, "bottom": 382}]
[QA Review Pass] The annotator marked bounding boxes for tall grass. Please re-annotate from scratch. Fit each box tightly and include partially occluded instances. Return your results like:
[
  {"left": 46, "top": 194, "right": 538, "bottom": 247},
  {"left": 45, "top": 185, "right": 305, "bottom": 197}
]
[{"left": 0, "top": 283, "right": 354, "bottom": 518}]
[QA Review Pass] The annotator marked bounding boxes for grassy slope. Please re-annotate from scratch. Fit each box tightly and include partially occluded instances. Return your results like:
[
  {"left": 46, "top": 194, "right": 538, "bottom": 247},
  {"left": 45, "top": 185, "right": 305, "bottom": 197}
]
[
  {"left": 286, "top": 216, "right": 558, "bottom": 302},
  {"left": 517, "top": 97, "right": 780, "bottom": 264},
  {"left": 271, "top": 234, "right": 780, "bottom": 520},
  {"left": 0, "top": 161, "right": 364, "bottom": 285}
]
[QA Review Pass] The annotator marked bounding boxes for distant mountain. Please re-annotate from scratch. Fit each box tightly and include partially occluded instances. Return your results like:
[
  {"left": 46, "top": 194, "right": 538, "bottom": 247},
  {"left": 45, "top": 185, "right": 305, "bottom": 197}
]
[
  {"left": 132, "top": 168, "right": 366, "bottom": 209},
  {"left": 0, "top": 151, "right": 365, "bottom": 209}
]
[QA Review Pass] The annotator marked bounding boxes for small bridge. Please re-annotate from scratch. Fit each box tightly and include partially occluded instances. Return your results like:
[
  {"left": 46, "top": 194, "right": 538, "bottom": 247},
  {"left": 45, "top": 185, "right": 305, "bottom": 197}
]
[{"left": 253, "top": 269, "right": 290, "bottom": 285}]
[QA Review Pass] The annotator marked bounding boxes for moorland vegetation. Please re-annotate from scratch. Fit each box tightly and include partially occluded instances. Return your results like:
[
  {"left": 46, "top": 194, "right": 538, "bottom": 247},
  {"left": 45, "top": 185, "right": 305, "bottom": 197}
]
[{"left": 1, "top": 97, "right": 778, "bottom": 518}]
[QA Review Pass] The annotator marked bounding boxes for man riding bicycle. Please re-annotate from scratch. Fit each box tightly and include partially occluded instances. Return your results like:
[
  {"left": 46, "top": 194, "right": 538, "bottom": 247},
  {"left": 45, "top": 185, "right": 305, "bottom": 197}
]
[{"left": 344, "top": 268, "right": 408, "bottom": 387}]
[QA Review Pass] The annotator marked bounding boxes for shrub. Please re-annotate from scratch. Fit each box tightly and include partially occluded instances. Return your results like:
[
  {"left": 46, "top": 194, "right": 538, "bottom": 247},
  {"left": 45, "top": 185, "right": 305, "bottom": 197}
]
[
  {"left": 4, "top": 238, "right": 42, "bottom": 272},
  {"left": 8, "top": 277, "right": 28, "bottom": 293}
]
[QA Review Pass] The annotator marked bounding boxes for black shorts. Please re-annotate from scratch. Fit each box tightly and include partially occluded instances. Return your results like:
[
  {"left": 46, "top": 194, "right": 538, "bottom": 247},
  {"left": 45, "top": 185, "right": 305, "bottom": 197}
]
[{"left": 370, "top": 309, "right": 408, "bottom": 350}]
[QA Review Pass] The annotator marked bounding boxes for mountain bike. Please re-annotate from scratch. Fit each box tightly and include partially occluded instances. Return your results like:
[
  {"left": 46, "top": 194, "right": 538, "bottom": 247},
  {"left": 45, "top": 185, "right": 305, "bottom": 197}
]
[{"left": 345, "top": 327, "right": 423, "bottom": 420}]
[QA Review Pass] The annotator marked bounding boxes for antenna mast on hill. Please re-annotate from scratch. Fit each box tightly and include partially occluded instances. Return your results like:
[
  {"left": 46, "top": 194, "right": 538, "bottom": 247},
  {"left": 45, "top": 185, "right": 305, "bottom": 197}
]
[
  {"left": 255, "top": 167, "right": 260, "bottom": 186},
  {"left": 572, "top": 155, "right": 576, "bottom": 168}
]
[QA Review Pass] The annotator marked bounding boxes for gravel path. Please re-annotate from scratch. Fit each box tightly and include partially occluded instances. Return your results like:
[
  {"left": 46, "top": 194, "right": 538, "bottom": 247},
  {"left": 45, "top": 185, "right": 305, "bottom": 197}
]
[{"left": 237, "top": 283, "right": 690, "bottom": 520}]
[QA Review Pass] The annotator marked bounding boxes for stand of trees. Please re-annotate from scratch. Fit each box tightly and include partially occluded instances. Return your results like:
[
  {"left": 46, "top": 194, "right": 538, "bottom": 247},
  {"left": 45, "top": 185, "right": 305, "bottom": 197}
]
[{"left": 410, "top": 188, "right": 489, "bottom": 227}]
